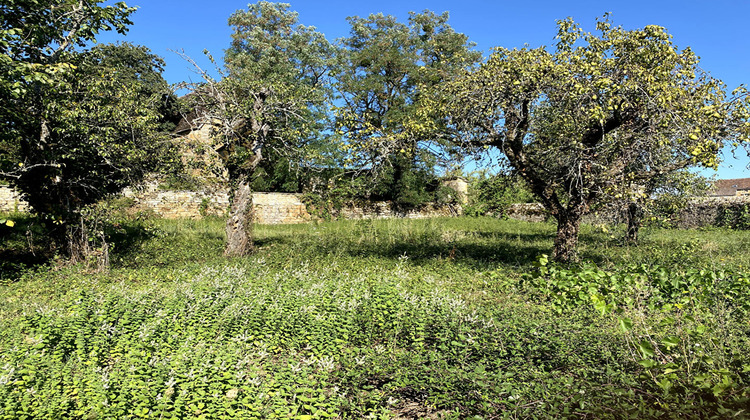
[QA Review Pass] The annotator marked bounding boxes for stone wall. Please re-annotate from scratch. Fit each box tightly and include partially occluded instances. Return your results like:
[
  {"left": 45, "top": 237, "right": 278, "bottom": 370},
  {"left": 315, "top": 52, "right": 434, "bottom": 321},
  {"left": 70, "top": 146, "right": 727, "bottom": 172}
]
[
  {"left": 125, "top": 189, "right": 461, "bottom": 224},
  {"left": 678, "top": 196, "right": 750, "bottom": 228},
  {"left": 505, "top": 203, "right": 548, "bottom": 222},
  {"left": 123, "top": 183, "right": 230, "bottom": 220},
  {"left": 254, "top": 193, "right": 310, "bottom": 224},
  {"left": 337, "top": 201, "right": 461, "bottom": 220},
  {"left": 1, "top": 184, "right": 459, "bottom": 224},
  {"left": 6, "top": 181, "right": 750, "bottom": 228},
  {"left": 0, "top": 186, "right": 29, "bottom": 213},
  {"left": 123, "top": 185, "right": 310, "bottom": 225},
  {"left": 503, "top": 197, "right": 750, "bottom": 228}
]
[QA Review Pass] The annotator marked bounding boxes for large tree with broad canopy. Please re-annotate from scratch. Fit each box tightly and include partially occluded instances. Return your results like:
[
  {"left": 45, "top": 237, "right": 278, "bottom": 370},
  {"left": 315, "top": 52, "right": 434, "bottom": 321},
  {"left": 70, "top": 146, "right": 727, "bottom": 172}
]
[{"left": 425, "top": 16, "right": 750, "bottom": 262}]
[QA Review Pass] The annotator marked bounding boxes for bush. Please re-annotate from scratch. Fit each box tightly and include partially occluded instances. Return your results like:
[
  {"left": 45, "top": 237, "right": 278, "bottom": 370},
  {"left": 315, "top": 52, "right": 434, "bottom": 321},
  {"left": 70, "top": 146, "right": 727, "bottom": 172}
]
[
  {"left": 717, "top": 202, "right": 750, "bottom": 229},
  {"left": 522, "top": 255, "right": 750, "bottom": 415},
  {"left": 463, "top": 172, "right": 535, "bottom": 217}
]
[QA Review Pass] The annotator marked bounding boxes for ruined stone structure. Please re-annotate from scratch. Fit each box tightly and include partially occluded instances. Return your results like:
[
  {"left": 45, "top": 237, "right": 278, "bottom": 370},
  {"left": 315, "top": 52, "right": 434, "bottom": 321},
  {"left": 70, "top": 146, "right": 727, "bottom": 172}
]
[
  {"left": 440, "top": 177, "right": 469, "bottom": 205},
  {"left": 174, "top": 113, "right": 229, "bottom": 185}
]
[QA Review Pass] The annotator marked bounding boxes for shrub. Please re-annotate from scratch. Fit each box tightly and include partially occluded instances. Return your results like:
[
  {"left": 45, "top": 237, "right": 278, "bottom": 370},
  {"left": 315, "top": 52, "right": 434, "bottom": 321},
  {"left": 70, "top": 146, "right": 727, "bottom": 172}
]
[{"left": 463, "top": 172, "right": 534, "bottom": 217}]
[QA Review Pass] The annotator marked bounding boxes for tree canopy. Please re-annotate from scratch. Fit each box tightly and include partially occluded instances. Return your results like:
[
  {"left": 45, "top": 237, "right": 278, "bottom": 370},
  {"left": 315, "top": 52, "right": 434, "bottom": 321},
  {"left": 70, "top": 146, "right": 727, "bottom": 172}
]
[
  {"left": 334, "top": 11, "right": 480, "bottom": 205},
  {"left": 0, "top": 1, "right": 174, "bottom": 260},
  {"left": 4, "top": 3, "right": 750, "bottom": 265},
  {"left": 427, "top": 16, "right": 750, "bottom": 261}
]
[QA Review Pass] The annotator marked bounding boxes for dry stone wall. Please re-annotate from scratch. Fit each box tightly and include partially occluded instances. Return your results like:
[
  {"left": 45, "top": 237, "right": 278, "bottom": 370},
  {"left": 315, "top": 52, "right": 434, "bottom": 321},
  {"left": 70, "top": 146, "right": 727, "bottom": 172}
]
[
  {"left": 125, "top": 188, "right": 462, "bottom": 224},
  {"left": 1, "top": 184, "right": 457, "bottom": 224},
  {"left": 505, "top": 203, "right": 548, "bottom": 222},
  {"left": 0, "top": 186, "right": 29, "bottom": 213},
  {"left": 254, "top": 193, "right": 311, "bottom": 224},
  {"left": 5, "top": 182, "right": 750, "bottom": 228},
  {"left": 123, "top": 185, "right": 310, "bottom": 225},
  {"left": 678, "top": 196, "right": 750, "bottom": 228},
  {"left": 502, "top": 197, "right": 750, "bottom": 228},
  {"left": 338, "top": 201, "right": 461, "bottom": 220},
  {"left": 123, "top": 184, "right": 230, "bottom": 220}
]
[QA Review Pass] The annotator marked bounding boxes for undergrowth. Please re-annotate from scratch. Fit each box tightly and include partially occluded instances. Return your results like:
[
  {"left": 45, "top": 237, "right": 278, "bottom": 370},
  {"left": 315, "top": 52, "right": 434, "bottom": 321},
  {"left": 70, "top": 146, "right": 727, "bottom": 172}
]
[{"left": 1, "top": 216, "right": 749, "bottom": 418}]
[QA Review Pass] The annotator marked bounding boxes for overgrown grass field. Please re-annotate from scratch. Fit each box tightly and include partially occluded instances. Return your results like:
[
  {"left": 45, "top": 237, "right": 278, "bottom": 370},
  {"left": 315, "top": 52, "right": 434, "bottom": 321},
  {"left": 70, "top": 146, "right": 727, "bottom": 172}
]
[{"left": 1, "top": 216, "right": 749, "bottom": 419}]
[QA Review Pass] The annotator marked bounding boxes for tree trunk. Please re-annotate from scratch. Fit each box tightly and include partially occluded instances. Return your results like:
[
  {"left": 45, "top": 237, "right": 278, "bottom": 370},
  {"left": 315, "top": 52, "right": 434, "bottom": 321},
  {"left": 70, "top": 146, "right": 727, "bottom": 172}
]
[
  {"left": 552, "top": 211, "right": 582, "bottom": 263},
  {"left": 61, "top": 216, "right": 110, "bottom": 271},
  {"left": 224, "top": 177, "right": 255, "bottom": 257},
  {"left": 625, "top": 202, "right": 642, "bottom": 244}
]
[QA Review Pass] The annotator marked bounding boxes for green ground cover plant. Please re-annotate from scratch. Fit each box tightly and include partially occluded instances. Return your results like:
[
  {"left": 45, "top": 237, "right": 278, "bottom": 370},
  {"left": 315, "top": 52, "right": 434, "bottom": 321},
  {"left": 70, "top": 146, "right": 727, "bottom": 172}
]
[{"left": 1, "top": 215, "right": 749, "bottom": 418}]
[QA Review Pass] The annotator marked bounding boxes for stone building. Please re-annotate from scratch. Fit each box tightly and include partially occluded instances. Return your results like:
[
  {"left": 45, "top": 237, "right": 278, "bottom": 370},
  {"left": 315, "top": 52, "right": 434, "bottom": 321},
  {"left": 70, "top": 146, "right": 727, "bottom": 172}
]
[{"left": 709, "top": 178, "right": 750, "bottom": 197}]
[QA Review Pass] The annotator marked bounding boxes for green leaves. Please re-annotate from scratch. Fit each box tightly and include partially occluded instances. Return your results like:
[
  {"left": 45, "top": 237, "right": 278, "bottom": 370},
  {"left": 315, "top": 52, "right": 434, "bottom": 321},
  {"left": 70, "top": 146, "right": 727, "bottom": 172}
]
[
  {"left": 182, "top": 2, "right": 335, "bottom": 256},
  {"left": 1, "top": 1, "right": 171, "bottom": 261},
  {"left": 618, "top": 317, "right": 633, "bottom": 332},
  {"left": 334, "top": 10, "right": 480, "bottom": 188},
  {"left": 436, "top": 15, "right": 748, "bottom": 261},
  {"left": 637, "top": 340, "right": 655, "bottom": 358}
]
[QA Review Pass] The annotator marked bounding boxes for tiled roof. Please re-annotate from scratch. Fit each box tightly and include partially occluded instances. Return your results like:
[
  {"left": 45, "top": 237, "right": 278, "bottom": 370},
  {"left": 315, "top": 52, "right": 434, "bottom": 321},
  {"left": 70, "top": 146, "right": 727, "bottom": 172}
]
[{"left": 710, "top": 178, "right": 750, "bottom": 196}]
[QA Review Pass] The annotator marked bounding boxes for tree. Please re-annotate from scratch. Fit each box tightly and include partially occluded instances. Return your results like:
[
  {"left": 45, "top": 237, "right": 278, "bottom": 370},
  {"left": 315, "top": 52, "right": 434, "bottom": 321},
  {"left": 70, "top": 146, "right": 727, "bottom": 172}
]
[
  {"left": 603, "top": 150, "right": 714, "bottom": 243},
  {"left": 89, "top": 42, "right": 182, "bottom": 133},
  {"left": 0, "top": 1, "right": 173, "bottom": 261},
  {"left": 182, "top": 1, "right": 333, "bottom": 256},
  {"left": 1, "top": 0, "right": 135, "bottom": 176},
  {"left": 334, "top": 11, "right": 480, "bottom": 205},
  {"left": 430, "top": 16, "right": 750, "bottom": 262}
]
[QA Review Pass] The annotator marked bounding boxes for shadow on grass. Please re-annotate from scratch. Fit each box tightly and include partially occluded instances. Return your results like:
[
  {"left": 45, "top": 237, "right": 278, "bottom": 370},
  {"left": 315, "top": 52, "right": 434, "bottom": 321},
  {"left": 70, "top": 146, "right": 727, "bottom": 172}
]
[
  {"left": 343, "top": 235, "right": 551, "bottom": 268},
  {"left": 109, "top": 220, "right": 226, "bottom": 269},
  {"left": 0, "top": 249, "right": 52, "bottom": 281},
  {"left": 255, "top": 227, "right": 553, "bottom": 269},
  {"left": 0, "top": 215, "right": 53, "bottom": 281}
]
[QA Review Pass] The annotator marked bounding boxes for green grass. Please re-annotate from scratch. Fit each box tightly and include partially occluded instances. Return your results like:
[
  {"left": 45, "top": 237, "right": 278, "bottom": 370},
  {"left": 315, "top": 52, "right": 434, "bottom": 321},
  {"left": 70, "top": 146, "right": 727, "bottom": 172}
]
[{"left": 1, "top": 216, "right": 749, "bottom": 418}]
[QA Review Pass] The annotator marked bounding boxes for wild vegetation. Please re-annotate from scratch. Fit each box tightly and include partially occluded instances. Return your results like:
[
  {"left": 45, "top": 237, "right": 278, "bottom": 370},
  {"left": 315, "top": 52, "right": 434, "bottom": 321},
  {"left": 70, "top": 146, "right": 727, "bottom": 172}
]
[
  {"left": 1, "top": 214, "right": 750, "bottom": 419},
  {"left": 2, "top": 1, "right": 749, "bottom": 262},
  {"left": 2, "top": 1, "right": 750, "bottom": 419}
]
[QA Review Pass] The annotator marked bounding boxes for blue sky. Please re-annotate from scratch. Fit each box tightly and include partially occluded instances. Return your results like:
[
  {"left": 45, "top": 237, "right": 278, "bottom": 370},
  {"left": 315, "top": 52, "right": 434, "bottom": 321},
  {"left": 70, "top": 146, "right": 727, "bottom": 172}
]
[{"left": 99, "top": 0, "right": 750, "bottom": 179}]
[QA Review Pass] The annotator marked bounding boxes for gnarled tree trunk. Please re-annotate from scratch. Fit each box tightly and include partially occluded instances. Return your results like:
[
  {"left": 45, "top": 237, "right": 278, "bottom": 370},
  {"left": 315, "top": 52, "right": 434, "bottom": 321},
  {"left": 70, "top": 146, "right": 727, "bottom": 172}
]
[
  {"left": 625, "top": 202, "right": 643, "bottom": 244},
  {"left": 552, "top": 210, "right": 583, "bottom": 263},
  {"left": 224, "top": 177, "right": 255, "bottom": 257}
]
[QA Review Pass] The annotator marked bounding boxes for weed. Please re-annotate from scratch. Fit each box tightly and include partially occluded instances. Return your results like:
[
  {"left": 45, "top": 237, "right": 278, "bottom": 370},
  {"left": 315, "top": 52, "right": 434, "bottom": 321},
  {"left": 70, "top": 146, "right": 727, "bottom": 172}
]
[{"left": 1, "top": 216, "right": 749, "bottom": 418}]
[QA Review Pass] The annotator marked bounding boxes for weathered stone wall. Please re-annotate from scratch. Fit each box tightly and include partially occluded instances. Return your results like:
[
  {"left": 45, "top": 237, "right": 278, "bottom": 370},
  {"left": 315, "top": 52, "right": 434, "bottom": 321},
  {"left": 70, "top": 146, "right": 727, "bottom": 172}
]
[
  {"left": 123, "top": 185, "right": 310, "bottom": 225},
  {"left": 125, "top": 189, "right": 461, "bottom": 224},
  {"left": 440, "top": 178, "right": 469, "bottom": 205},
  {"left": 123, "top": 183, "right": 230, "bottom": 220},
  {"left": 505, "top": 203, "right": 548, "bottom": 222},
  {"left": 6, "top": 182, "right": 750, "bottom": 228},
  {"left": 678, "top": 196, "right": 750, "bottom": 228},
  {"left": 337, "top": 201, "right": 461, "bottom": 220},
  {"left": 0, "top": 186, "right": 29, "bottom": 213},
  {"left": 178, "top": 124, "right": 229, "bottom": 184},
  {"left": 2, "top": 184, "right": 459, "bottom": 224},
  {"left": 504, "top": 197, "right": 750, "bottom": 228},
  {"left": 254, "top": 193, "right": 310, "bottom": 224}
]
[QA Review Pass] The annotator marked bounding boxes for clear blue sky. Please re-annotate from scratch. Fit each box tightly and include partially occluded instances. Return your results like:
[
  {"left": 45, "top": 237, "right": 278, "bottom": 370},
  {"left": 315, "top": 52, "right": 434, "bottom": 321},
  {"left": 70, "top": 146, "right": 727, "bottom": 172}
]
[{"left": 99, "top": 0, "right": 750, "bottom": 180}]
